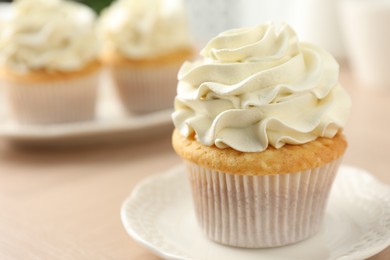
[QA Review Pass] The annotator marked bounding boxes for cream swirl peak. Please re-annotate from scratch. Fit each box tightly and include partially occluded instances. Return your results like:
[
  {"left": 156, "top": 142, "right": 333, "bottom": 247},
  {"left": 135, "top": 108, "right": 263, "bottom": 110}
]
[
  {"left": 0, "top": 0, "right": 98, "bottom": 72},
  {"left": 97, "top": 0, "right": 192, "bottom": 59},
  {"left": 172, "top": 23, "right": 351, "bottom": 152}
]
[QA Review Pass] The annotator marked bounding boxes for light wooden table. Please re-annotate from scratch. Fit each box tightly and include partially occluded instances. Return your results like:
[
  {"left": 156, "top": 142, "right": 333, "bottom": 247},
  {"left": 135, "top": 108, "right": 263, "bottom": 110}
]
[{"left": 0, "top": 67, "right": 389, "bottom": 260}]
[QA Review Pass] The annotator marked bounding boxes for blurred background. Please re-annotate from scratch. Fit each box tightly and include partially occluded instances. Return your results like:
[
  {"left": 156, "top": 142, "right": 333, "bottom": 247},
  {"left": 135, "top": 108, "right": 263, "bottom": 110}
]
[{"left": 2, "top": 0, "right": 388, "bottom": 88}]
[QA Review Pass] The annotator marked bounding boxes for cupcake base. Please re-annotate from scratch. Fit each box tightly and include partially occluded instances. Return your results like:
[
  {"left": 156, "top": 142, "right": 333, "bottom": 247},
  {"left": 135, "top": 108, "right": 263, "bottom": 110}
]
[
  {"left": 185, "top": 158, "right": 342, "bottom": 248},
  {"left": 103, "top": 49, "right": 194, "bottom": 114},
  {"left": 110, "top": 64, "right": 181, "bottom": 114},
  {"left": 1, "top": 63, "right": 100, "bottom": 125}
]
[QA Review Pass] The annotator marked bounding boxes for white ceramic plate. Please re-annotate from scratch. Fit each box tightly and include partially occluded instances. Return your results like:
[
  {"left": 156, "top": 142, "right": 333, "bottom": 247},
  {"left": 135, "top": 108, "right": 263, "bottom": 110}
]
[
  {"left": 0, "top": 73, "right": 173, "bottom": 146},
  {"left": 121, "top": 165, "right": 390, "bottom": 260}
]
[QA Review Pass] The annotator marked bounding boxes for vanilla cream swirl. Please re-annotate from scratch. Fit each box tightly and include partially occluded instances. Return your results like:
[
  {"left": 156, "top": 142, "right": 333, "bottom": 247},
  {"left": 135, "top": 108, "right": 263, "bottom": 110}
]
[
  {"left": 97, "top": 0, "right": 192, "bottom": 59},
  {"left": 172, "top": 24, "right": 351, "bottom": 152},
  {"left": 0, "top": 0, "right": 98, "bottom": 72}
]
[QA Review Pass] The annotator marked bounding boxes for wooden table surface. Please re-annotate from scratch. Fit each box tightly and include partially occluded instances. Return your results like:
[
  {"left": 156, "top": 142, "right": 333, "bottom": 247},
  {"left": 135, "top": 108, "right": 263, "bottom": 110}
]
[{"left": 0, "top": 67, "right": 389, "bottom": 260}]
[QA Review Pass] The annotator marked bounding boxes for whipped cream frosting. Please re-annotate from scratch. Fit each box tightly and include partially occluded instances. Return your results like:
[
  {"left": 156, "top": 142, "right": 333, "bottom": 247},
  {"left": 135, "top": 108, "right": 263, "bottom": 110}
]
[
  {"left": 0, "top": 0, "right": 98, "bottom": 72},
  {"left": 172, "top": 23, "right": 351, "bottom": 152},
  {"left": 98, "top": 0, "right": 192, "bottom": 59}
]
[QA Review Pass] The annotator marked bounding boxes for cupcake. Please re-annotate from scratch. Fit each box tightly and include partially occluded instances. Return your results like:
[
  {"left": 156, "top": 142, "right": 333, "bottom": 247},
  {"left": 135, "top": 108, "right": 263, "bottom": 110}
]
[
  {"left": 0, "top": 0, "right": 100, "bottom": 125},
  {"left": 98, "top": 0, "right": 195, "bottom": 114},
  {"left": 172, "top": 23, "right": 351, "bottom": 248}
]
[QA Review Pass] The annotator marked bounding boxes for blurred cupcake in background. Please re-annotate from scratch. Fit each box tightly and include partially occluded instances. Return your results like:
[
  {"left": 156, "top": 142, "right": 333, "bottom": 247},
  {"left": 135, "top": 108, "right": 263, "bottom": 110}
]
[
  {"left": 98, "top": 0, "right": 195, "bottom": 114},
  {"left": 0, "top": 0, "right": 100, "bottom": 125}
]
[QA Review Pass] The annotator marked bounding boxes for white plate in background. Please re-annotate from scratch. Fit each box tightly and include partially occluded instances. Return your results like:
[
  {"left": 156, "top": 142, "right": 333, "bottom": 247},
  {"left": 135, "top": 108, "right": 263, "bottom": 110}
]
[
  {"left": 0, "top": 73, "right": 173, "bottom": 146},
  {"left": 121, "top": 165, "right": 390, "bottom": 260}
]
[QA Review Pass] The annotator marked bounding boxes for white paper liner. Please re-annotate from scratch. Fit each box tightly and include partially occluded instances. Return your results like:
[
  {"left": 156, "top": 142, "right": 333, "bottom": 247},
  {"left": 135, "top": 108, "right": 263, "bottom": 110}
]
[
  {"left": 3, "top": 71, "right": 99, "bottom": 125},
  {"left": 110, "top": 64, "right": 181, "bottom": 114},
  {"left": 185, "top": 158, "right": 342, "bottom": 248}
]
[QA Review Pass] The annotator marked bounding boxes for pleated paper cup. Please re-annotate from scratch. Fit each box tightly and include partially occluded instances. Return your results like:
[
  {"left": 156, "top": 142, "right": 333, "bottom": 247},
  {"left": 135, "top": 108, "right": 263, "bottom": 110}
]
[
  {"left": 3, "top": 70, "right": 99, "bottom": 125},
  {"left": 110, "top": 64, "right": 181, "bottom": 114},
  {"left": 184, "top": 158, "right": 342, "bottom": 248}
]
